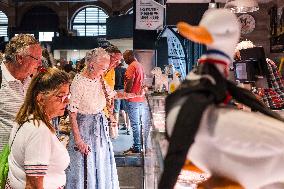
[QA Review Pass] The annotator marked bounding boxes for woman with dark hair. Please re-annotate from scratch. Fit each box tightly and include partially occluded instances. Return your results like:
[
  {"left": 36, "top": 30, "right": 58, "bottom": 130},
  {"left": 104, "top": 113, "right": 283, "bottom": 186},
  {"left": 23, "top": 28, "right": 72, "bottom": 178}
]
[
  {"left": 75, "top": 58, "right": 85, "bottom": 73},
  {"left": 6, "top": 67, "right": 70, "bottom": 189},
  {"left": 41, "top": 48, "right": 54, "bottom": 68}
]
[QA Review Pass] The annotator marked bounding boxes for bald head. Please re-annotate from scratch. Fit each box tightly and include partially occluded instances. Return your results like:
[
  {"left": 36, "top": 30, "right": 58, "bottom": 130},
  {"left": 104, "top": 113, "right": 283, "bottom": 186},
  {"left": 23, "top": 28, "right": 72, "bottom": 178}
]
[{"left": 123, "top": 50, "right": 136, "bottom": 65}]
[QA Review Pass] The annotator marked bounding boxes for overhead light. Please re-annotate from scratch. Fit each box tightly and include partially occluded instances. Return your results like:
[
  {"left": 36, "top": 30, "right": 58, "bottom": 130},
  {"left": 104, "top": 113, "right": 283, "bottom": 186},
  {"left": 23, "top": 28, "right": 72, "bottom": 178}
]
[
  {"left": 209, "top": 0, "right": 217, "bottom": 9},
  {"left": 225, "top": 0, "right": 259, "bottom": 14}
]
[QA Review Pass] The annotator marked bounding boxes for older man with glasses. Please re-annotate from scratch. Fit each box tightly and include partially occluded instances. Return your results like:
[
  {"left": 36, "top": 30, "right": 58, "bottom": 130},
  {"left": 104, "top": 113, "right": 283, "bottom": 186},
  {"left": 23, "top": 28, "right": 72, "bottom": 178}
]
[{"left": 0, "top": 34, "right": 42, "bottom": 150}]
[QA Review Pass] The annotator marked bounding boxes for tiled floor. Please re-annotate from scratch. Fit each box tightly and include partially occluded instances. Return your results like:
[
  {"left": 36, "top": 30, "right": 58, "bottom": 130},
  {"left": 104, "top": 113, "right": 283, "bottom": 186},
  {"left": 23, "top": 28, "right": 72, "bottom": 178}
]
[
  {"left": 112, "top": 126, "right": 144, "bottom": 189},
  {"left": 112, "top": 126, "right": 143, "bottom": 167},
  {"left": 117, "top": 167, "right": 143, "bottom": 189},
  {"left": 112, "top": 126, "right": 133, "bottom": 155}
]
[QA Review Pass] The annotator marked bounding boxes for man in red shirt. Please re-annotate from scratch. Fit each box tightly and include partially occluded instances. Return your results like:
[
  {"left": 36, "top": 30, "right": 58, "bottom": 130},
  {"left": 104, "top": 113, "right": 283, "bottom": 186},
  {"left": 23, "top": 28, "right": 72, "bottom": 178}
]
[{"left": 123, "top": 50, "right": 150, "bottom": 154}]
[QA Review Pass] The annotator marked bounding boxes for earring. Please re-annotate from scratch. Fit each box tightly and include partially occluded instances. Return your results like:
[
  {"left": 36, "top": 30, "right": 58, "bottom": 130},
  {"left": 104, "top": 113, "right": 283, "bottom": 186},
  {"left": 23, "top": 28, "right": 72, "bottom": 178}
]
[{"left": 89, "top": 65, "right": 95, "bottom": 72}]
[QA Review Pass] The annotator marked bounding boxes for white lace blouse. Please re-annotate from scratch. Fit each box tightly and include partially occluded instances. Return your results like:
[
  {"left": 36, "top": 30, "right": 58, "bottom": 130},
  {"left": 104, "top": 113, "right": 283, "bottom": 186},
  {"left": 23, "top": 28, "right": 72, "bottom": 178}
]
[{"left": 68, "top": 74, "right": 116, "bottom": 115}]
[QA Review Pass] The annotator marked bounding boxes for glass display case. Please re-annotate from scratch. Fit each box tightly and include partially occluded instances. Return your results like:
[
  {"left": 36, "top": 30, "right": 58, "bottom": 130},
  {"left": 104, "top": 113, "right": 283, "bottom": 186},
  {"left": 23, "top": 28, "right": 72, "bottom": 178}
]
[
  {"left": 144, "top": 94, "right": 209, "bottom": 189},
  {"left": 144, "top": 94, "right": 167, "bottom": 189},
  {"left": 144, "top": 93, "right": 284, "bottom": 189}
]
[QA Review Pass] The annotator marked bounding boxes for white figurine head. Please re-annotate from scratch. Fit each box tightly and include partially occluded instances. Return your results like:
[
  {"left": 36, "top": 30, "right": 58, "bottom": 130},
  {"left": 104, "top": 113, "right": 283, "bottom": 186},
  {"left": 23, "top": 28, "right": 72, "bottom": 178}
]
[
  {"left": 151, "top": 67, "right": 162, "bottom": 76},
  {"left": 177, "top": 9, "right": 240, "bottom": 62}
]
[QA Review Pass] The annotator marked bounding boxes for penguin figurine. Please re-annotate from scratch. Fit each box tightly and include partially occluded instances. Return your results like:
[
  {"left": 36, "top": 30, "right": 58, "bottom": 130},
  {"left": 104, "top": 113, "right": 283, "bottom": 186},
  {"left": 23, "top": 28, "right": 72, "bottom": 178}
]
[{"left": 159, "top": 8, "right": 284, "bottom": 189}]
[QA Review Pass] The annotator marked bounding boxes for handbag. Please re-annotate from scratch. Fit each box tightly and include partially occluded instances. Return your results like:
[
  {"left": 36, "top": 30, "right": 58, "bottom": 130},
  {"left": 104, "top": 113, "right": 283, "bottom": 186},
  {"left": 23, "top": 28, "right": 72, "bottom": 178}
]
[
  {"left": 0, "top": 144, "right": 10, "bottom": 189},
  {"left": 100, "top": 77, "right": 118, "bottom": 139},
  {"left": 0, "top": 126, "right": 21, "bottom": 189}
]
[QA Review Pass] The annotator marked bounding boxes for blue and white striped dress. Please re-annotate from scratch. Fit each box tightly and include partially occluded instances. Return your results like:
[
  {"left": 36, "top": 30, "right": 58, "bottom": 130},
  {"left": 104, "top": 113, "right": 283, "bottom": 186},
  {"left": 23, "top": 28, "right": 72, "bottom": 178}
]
[{"left": 66, "top": 74, "right": 119, "bottom": 189}]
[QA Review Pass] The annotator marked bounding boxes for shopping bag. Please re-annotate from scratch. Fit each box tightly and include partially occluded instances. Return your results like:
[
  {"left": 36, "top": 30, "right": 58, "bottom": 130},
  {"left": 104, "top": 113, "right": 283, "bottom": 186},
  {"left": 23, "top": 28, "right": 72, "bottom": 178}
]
[{"left": 0, "top": 144, "right": 10, "bottom": 189}]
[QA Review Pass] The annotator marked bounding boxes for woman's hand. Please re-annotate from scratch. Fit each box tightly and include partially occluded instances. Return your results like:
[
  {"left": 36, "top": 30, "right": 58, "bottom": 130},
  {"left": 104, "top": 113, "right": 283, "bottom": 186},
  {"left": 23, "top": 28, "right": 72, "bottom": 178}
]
[
  {"left": 115, "top": 91, "right": 144, "bottom": 99},
  {"left": 75, "top": 138, "right": 90, "bottom": 155},
  {"left": 70, "top": 111, "right": 90, "bottom": 155},
  {"left": 109, "top": 115, "right": 118, "bottom": 127}
]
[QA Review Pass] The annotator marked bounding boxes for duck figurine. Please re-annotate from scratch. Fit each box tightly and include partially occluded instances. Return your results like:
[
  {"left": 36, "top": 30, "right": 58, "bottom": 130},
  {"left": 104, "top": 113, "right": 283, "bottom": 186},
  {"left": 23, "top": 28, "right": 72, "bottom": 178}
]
[{"left": 159, "top": 8, "right": 284, "bottom": 189}]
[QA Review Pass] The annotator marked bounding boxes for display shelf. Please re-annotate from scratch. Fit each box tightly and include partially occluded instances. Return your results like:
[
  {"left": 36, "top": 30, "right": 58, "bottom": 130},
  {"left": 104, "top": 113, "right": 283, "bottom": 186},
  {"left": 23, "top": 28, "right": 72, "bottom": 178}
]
[
  {"left": 144, "top": 94, "right": 208, "bottom": 189},
  {"left": 144, "top": 94, "right": 167, "bottom": 189}
]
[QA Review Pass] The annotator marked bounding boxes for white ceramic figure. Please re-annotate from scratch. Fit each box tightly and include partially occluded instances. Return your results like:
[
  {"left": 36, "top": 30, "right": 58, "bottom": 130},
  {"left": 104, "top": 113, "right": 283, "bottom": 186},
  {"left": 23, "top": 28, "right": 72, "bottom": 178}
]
[
  {"left": 151, "top": 67, "right": 168, "bottom": 92},
  {"left": 167, "top": 8, "right": 241, "bottom": 136},
  {"left": 169, "top": 71, "right": 181, "bottom": 94},
  {"left": 160, "top": 8, "right": 284, "bottom": 189}
]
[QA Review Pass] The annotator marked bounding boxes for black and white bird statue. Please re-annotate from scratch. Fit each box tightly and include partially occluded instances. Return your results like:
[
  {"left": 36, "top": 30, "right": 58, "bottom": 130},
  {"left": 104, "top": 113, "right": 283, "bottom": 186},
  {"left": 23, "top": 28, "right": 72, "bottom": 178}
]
[{"left": 159, "top": 8, "right": 284, "bottom": 189}]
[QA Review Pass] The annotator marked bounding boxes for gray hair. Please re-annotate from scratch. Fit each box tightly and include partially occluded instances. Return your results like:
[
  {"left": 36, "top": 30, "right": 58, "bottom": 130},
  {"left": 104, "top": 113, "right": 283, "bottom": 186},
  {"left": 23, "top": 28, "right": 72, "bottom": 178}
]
[
  {"left": 85, "top": 47, "right": 110, "bottom": 70},
  {"left": 235, "top": 40, "right": 255, "bottom": 52},
  {"left": 4, "top": 34, "right": 39, "bottom": 63}
]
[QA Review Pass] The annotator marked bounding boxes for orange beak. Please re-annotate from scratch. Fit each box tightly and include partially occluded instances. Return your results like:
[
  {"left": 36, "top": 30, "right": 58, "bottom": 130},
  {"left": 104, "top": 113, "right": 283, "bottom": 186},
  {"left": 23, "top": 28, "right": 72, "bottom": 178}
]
[{"left": 177, "top": 22, "right": 214, "bottom": 45}]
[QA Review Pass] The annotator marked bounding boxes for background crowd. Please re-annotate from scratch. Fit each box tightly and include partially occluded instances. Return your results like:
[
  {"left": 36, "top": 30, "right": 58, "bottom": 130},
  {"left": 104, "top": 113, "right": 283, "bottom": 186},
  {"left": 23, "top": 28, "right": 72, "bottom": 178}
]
[{"left": 0, "top": 34, "right": 150, "bottom": 189}]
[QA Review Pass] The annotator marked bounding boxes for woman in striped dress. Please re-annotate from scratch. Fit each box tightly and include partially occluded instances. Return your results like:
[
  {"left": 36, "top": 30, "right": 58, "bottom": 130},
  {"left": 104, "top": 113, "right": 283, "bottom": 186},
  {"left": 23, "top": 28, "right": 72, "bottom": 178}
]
[{"left": 66, "top": 48, "right": 120, "bottom": 189}]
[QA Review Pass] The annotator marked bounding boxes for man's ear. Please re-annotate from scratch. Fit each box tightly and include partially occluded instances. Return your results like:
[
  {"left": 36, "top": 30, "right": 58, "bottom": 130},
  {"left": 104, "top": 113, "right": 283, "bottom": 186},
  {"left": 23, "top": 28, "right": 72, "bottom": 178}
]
[
  {"left": 36, "top": 93, "right": 44, "bottom": 105},
  {"left": 16, "top": 54, "right": 23, "bottom": 65}
]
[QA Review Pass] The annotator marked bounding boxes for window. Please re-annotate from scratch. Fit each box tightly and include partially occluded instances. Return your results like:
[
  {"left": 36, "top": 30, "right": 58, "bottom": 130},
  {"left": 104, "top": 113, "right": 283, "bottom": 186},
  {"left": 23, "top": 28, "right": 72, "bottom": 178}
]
[
  {"left": 72, "top": 7, "right": 108, "bottom": 36},
  {"left": 15, "top": 34, "right": 34, "bottom": 36},
  {"left": 39, "top": 32, "right": 54, "bottom": 42},
  {"left": 0, "top": 11, "right": 8, "bottom": 37}
]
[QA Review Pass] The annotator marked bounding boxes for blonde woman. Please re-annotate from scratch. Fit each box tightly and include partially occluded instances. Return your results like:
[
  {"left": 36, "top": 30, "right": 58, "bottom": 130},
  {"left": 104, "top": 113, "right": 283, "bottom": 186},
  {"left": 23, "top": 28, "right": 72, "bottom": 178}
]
[
  {"left": 6, "top": 68, "right": 70, "bottom": 189},
  {"left": 66, "top": 48, "right": 119, "bottom": 189}
]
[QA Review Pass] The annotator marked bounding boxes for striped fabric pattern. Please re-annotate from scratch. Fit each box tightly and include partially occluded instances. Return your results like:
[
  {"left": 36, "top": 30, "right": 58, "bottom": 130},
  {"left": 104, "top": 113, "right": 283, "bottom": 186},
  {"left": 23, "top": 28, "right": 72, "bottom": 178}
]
[
  {"left": 5, "top": 179, "right": 65, "bottom": 189},
  {"left": 0, "top": 64, "right": 30, "bottom": 151},
  {"left": 267, "top": 59, "right": 284, "bottom": 93},
  {"left": 24, "top": 164, "right": 48, "bottom": 176},
  {"left": 262, "top": 59, "right": 284, "bottom": 109}
]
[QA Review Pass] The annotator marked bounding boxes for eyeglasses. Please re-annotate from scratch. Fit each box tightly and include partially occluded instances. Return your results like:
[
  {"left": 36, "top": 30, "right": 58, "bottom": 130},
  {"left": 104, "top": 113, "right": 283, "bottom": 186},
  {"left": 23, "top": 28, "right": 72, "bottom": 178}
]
[
  {"left": 55, "top": 93, "right": 71, "bottom": 103},
  {"left": 26, "top": 54, "right": 41, "bottom": 62}
]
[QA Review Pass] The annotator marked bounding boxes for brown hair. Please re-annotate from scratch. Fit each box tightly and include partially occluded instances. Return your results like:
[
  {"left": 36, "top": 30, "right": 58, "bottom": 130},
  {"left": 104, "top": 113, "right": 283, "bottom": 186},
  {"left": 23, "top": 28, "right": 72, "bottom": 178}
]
[
  {"left": 42, "top": 48, "right": 53, "bottom": 68},
  {"left": 105, "top": 45, "right": 121, "bottom": 54},
  {"left": 16, "top": 67, "right": 70, "bottom": 132}
]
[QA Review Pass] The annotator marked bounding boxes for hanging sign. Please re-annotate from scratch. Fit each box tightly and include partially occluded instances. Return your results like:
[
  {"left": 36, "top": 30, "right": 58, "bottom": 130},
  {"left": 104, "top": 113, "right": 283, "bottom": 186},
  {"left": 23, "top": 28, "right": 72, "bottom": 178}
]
[{"left": 136, "top": 0, "right": 164, "bottom": 30}]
